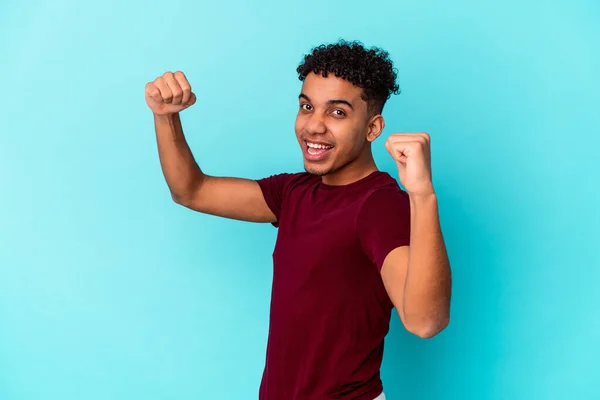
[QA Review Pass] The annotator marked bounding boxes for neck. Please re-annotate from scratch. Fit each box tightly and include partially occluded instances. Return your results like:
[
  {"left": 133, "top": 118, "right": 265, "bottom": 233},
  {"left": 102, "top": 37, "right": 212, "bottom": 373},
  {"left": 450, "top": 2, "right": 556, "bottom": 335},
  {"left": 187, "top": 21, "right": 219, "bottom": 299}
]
[{"left": 321, "top": 151, "right": 378, "bottom": 186}]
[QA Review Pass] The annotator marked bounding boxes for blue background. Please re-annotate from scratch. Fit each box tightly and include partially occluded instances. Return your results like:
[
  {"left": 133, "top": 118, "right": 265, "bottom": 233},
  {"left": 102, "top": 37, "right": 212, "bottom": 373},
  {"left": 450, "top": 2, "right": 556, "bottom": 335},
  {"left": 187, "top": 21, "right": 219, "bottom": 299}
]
[{"left": 1, "top": 1, "right": 599, "bottom": 399}]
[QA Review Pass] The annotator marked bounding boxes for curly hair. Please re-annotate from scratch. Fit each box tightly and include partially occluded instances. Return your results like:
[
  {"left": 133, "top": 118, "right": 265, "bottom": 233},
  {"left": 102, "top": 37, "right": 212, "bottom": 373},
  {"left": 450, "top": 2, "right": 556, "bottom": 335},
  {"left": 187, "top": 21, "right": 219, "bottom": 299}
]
[{"left": 296, "top": 39, "right": 401, "bottom": 115}]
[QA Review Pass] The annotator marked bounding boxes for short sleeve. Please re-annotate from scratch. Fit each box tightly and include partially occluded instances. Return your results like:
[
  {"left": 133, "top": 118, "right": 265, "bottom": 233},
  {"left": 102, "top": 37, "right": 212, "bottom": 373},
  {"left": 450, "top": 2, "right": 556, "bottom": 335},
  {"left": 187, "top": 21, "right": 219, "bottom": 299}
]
[
  {"left": 256, "top": 173, "right": 293, "bottom": 227},
  {"left": 357, "top": 188, "right": 411, "bottom": 271}
]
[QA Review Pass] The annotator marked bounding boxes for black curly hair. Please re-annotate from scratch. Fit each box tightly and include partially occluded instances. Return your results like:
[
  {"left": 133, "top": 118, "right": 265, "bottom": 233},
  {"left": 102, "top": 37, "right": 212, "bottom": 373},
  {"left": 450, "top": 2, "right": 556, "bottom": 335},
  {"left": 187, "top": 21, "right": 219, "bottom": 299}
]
[{"left": 296, "top": 39, "right": 401, "bottom": 116}]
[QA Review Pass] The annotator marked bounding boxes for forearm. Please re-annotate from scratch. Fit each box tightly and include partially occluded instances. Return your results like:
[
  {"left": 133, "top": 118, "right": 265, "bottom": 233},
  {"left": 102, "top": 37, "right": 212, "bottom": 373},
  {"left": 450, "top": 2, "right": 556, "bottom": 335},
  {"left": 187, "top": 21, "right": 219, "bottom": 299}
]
[
  {"left": 403, "top": 193, "right": 452, "bottom": 337},
  {"left": 154, "top": 113, "right": 205, "bottom": 202}
]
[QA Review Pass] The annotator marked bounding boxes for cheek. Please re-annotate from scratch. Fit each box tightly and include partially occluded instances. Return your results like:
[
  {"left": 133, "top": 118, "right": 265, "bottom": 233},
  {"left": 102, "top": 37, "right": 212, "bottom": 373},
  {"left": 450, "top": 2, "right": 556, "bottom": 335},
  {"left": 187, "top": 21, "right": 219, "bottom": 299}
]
[
  {"left": 332, "top": 126, "right": 364, "bottom": 153},
  {"left": 295, "top": 113, "right": 307, "bottom": 133}
]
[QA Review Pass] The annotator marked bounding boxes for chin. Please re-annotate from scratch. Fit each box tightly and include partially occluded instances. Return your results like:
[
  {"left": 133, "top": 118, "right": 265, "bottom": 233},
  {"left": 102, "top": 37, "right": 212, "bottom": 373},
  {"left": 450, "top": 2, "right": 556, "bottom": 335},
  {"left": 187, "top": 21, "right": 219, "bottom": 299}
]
[{"left": 304, "top": 162, "right": 333, "bottom": 176}]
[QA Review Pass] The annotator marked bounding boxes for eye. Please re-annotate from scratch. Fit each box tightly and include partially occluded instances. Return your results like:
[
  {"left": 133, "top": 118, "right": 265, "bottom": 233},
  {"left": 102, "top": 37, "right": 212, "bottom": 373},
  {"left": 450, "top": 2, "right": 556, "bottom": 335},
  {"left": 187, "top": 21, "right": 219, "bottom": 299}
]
[
  {"left": 332, "top": 109, "right": 346, "bottom": 117},
  {"left": 300, "top": 103, "right": 313, "bottom": 111}
]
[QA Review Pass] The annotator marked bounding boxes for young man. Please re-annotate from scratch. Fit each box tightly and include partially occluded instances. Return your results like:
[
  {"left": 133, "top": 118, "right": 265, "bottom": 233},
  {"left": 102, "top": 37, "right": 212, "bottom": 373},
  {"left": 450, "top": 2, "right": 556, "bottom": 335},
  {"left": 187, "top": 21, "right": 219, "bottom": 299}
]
[{"left": 145, "top": 40, "right": 452, "bottom": 400}]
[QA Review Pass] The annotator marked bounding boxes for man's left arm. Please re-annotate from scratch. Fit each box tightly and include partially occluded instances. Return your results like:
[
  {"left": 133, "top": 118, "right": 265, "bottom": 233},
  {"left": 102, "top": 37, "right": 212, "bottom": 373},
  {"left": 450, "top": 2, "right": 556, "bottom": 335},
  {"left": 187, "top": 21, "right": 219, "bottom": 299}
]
[{"left": 382, "top": 132, "right": 452, "bottom": 338}]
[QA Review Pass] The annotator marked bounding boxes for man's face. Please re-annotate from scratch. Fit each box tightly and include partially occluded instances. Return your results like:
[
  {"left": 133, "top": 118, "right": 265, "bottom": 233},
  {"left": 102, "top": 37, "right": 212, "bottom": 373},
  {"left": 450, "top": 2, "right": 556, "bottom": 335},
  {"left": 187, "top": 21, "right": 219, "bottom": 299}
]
[{"left": 294, "top": 72, "right": 375, "bottom": 177}]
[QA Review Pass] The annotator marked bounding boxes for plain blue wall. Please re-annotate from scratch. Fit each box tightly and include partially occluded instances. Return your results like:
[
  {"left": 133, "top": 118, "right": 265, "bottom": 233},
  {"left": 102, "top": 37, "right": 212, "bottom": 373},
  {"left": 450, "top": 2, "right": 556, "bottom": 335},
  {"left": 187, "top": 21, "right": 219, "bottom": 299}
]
[{"left": 1, "top": 1, "right": 599, "bottom": 399}]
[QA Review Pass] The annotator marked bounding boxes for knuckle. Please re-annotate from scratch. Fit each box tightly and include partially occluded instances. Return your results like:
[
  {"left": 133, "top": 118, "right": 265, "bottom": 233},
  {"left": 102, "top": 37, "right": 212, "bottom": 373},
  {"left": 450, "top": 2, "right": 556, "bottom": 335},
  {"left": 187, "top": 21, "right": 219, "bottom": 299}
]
[{"left": 145, "top": 83, "right": 159, "bottom": 96}]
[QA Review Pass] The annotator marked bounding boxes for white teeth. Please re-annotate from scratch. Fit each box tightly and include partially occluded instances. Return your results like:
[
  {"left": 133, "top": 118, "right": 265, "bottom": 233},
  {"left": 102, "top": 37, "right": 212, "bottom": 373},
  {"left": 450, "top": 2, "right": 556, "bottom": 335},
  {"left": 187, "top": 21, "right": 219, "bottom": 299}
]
[{"left": 307, "top": 142, "right": 333, "bottom": 149}]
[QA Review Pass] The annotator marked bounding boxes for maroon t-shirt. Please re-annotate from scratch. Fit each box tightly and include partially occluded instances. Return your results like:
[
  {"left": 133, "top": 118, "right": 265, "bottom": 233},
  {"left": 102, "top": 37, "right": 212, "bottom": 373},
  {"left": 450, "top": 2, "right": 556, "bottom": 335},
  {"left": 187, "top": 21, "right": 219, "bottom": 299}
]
[{"left": 256, "top": 171, "right": 411, "bottom": 400}]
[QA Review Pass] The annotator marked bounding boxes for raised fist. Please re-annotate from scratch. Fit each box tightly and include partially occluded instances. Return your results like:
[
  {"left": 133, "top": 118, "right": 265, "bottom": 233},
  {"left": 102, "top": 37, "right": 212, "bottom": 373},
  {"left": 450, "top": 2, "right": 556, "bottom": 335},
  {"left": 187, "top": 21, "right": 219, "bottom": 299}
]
[
  {"left": 145, "top": 71, "right": 197, "bottom": 116},
  {"left": 385, "top": 132, "right": 435, "bottom": 196}
]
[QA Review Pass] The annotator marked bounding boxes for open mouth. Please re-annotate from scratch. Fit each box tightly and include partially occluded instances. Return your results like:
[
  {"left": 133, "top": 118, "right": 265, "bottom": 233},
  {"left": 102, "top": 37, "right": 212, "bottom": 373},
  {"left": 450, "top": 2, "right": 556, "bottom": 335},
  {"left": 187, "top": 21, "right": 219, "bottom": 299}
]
[{"left": 304, "top": 140, "right": 334, "bottom": 160}]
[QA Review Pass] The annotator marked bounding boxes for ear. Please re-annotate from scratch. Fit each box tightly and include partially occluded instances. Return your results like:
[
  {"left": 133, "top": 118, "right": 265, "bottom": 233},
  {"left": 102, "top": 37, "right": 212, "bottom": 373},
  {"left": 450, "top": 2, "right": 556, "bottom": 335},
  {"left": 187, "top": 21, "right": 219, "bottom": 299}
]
[{"left": 366, "top": 114, "right": 385, "bottom": 142}]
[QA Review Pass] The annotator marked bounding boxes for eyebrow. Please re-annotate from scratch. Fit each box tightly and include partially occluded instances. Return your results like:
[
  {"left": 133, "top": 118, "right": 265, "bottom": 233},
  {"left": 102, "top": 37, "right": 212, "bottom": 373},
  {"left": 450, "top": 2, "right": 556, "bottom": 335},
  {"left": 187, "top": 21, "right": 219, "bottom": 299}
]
[{"left": 299, "top": 93, "right": 354, "bottom": 110}]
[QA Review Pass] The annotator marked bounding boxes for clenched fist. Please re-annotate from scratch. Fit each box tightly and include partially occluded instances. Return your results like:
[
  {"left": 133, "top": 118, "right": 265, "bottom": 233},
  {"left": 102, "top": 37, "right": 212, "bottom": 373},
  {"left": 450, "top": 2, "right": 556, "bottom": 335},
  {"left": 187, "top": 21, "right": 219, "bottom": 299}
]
[
  {"left": 145, "top": 71, "right": 196, "bottom": 116},
  {"left": 385, "top": 132, "right": 435, "bottom": 196}
]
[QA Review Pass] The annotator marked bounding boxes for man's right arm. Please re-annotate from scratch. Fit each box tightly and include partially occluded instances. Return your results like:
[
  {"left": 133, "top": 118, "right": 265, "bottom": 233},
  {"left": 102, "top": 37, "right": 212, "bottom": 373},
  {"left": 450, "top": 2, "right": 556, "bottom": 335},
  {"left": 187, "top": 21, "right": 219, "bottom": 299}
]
[{"left": 147, "top": 71, "right": 276, "bottom": 223}]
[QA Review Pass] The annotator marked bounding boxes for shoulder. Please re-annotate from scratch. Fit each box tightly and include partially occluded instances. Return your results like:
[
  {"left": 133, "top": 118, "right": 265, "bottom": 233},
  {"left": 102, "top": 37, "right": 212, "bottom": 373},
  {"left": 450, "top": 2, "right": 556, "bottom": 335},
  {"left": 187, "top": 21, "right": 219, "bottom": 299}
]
[
  {"left": 356, "top": 173, "right": 411, "bottom": 265},
  {"left": 286, "top": 172, "right": 321, "bottom": 188},
  {"left": 256, "top": 172, "right": 319, "bottom": 201},
  {"left": 362, "top": 172, "right": 410, "bottom": 208},
  {"left": 257, "top": 171, "right": 317, "bottom": 190},
  {"left": 256, "top": 172, "right": 316, "bottom": 225},
  {"left": 357, "top": 172, "right": 410, "bottom": 227}
]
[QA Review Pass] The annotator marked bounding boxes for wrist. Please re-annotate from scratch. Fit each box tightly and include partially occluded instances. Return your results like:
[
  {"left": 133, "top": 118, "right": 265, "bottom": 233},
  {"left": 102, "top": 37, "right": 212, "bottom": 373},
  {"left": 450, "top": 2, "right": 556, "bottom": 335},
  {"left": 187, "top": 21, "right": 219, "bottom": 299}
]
[
  {"left": 408, "top": 190, "right": 437, "bottom": 207},
  {"left": 153, "top": 112, "right": 178, "bottom": 120},
  {"left": 153, "top": 112, "right": 181, "bottom": 129}
]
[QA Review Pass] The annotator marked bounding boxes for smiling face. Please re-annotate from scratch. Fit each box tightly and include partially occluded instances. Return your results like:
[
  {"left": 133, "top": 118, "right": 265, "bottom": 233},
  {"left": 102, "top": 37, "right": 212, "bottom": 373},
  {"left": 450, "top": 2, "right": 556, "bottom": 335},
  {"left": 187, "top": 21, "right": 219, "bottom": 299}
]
[{"left": 295, "top": 72, "right": 385, "bottom": 183}]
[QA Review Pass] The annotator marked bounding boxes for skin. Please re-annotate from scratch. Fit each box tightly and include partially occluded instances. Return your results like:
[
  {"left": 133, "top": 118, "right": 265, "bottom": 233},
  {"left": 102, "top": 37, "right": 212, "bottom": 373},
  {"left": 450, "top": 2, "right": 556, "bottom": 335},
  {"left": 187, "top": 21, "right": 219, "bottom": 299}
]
[
  {"left": 294, "top": 72, "right": 384, "bottom": 185},
  {"left": 145, "top": 70, "right": 452, "bottom": 338}
]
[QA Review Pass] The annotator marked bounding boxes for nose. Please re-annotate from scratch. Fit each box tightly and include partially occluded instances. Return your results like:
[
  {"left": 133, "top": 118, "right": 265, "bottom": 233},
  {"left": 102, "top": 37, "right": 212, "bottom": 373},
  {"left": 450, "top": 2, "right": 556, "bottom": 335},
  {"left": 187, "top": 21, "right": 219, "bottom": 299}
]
[{"left": 304, "top": 112, "right": 327, "bottom": 135}]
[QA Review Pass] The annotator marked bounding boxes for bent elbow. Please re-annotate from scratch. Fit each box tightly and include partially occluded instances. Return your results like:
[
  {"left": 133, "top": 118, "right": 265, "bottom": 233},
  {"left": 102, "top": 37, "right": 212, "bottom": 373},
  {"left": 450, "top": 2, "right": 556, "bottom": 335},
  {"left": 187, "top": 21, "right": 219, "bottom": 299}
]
[
  {"left": 171, "top": 192, "right": 185, "bottom": 205},
  {"left": 170, "top": 178, "right": 205, "bottom": 208},
  {"left": 171, "top": 191, "right": 194, "bottom": 208},
  {"left": 406, "top": 316, "right": 450, "bottom": 339}
]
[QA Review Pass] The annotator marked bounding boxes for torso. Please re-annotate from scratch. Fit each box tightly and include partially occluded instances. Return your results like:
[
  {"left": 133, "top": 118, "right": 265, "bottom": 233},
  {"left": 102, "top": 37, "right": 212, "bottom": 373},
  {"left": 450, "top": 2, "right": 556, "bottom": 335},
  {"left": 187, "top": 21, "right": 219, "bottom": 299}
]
[{"left": 258, "top": 171, "right": 404, "bottom": 400}]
